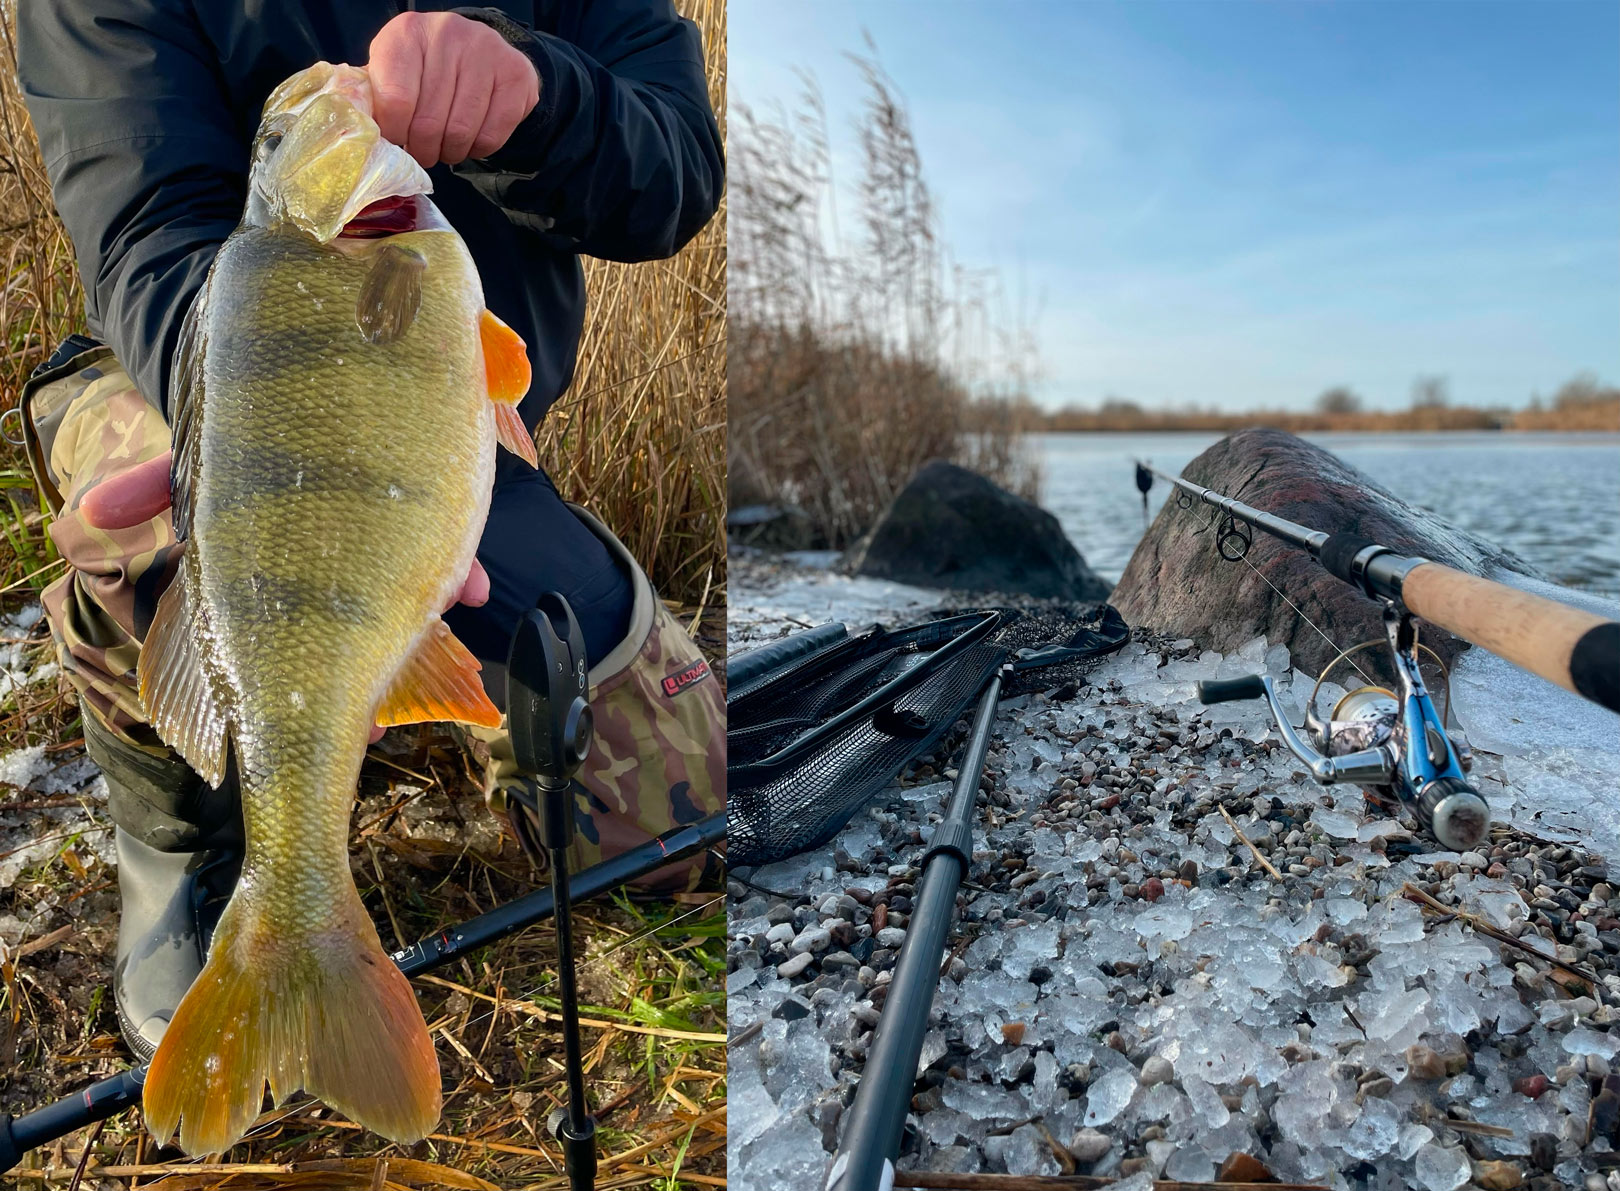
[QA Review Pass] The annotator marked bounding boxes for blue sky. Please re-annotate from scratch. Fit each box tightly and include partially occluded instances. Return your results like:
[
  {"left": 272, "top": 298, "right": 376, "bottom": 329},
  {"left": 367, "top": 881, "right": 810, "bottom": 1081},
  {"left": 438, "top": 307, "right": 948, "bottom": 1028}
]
[{"left": 730, "top": 1, "right": 1620, "bottom": 411}]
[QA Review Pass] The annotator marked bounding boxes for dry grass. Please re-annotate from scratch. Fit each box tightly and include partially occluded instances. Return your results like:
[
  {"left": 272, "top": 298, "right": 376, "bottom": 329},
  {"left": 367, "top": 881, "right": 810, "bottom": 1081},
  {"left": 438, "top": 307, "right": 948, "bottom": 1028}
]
[
  {"left": 1, "top": 726, "right": 726, "bottom": 1191},
  {"left": 729, "top": 47, "right": 1040, "bottom": 551},
  {"left": 0, "top": 1, "right": 727, "bottom": 1188}
]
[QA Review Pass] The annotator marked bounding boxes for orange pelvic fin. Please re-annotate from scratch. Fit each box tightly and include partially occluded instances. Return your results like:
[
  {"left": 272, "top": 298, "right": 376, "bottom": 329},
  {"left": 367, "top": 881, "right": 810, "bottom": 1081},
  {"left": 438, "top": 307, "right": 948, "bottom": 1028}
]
[
  {"left": 375, "top": 617, "right": 503, "bottom": 729},
  {"left": 480, "top": 309, "right": 537, "bottom": 467},
  {"left": 143, "top": 897, "right": 440, "bottom": 1156}
]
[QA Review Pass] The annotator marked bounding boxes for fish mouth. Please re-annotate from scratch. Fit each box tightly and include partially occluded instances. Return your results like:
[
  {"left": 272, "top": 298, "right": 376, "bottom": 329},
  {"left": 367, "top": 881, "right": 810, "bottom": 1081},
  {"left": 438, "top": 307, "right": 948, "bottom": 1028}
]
[{"left": 339, "top": 195, "right": 423, "bottom": 238}]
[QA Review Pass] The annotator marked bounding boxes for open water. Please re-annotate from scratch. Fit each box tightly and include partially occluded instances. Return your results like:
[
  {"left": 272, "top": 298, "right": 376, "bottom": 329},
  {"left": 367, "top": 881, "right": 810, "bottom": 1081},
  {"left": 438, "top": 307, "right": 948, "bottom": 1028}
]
[{"left": 1035, "top": 431, "right": 1620, "bottom": 596}]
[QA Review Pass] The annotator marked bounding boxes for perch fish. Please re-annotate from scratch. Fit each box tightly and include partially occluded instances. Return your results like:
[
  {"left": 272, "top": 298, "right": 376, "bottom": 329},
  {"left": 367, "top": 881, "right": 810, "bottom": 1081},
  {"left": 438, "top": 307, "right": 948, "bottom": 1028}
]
[{"left": 139, "top": 61, "right": 538, "bottom": 1155}]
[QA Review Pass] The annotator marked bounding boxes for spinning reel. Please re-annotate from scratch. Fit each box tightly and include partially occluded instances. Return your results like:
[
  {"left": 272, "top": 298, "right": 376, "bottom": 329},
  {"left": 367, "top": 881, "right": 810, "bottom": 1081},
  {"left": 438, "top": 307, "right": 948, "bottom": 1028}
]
[{"left": 1198, "top": 586, "right": 1489, "bottom": 852}]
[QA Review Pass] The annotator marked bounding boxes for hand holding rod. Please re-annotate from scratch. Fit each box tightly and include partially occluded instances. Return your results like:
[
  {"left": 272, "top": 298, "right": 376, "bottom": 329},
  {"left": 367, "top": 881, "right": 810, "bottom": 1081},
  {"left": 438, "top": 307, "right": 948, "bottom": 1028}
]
[{"left": 507, "top": 594, "right": 597, "bottom": 1191}]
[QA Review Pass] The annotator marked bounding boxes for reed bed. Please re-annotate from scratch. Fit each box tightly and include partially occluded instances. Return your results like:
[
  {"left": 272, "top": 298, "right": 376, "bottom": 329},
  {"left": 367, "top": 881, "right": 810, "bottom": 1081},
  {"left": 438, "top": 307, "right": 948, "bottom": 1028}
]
[
  {"left": 0, "top": 2, "right": 726, "bottom": 1187},
  {"left": 729, "top": 50, "right": 1039, "bottom": 551}
]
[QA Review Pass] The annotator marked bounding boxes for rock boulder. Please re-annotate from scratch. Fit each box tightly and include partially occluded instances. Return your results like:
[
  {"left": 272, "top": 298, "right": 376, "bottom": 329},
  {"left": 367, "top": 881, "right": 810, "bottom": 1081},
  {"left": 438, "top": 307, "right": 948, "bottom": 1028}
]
[
  {"left": 1113, "top": 428, "right": 1533, "bottom": 680},
  {"left": 850, "top": 460, "right": 1111, "bottom": 601}
]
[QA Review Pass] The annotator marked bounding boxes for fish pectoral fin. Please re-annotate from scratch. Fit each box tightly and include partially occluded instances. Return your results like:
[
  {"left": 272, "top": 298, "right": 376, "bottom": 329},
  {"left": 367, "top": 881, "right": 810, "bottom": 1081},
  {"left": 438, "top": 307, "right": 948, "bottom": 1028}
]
[
  {"left": 137, "top": 575, "right": 231, "bottom": 787},
  {"left": 376, "top": 618, "right": 503, "bottom": 729},
  {"left": 480, "top": 309, "right": 537, "bottom": 467},
  {"left": 356, "top": 244, "right": 427, "bottom": 345}
]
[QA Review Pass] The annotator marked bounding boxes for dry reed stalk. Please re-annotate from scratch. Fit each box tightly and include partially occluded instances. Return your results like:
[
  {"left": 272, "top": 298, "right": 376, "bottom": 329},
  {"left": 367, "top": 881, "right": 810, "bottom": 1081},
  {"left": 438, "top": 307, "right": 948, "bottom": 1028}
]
[
  {"left": 729, "top": 44, "right": 1041, "bottom": 550},
  {"left": 539, "top": 0, "right": 727, "bottom": 605}
]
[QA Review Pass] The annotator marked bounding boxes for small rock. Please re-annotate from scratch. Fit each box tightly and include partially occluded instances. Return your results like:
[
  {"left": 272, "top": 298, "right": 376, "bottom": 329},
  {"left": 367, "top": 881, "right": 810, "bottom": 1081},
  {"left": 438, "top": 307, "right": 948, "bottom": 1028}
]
[
  {"left": 777, "top": 951, "right": 814, "bottom": 978},
  {"left": 1460, "top": 850, "right": 1489, "bottom": 869},
  {"left": 1218, "top": 1153, "right": 1275, "bottom": 1182},
  {"left": 1473, "top": 1160, "right": 1523, "bottom": 1190},
  {"left": 1002, "top": 1021, "right": 1026, "bottom": 1046},
  {"left": 1590, "top": 1088, "right": 1620, "bottom": 1142},
  {"left": 1139, "top": 877, "right": 1165, "bottom": 901},
  {"left": 1069, "top": 1128, "right": 1111, "bottom": 1162},
  {"left": 1513, "top": 1073, "right": 1549, "bottom": 1098},
  {"left": 874, "top": 926, "right": 907, "bottom": 949},
  {"left": 1528, "top": 1133, "right": 1557, "bottom": 1172},
  {"left": 1406, "top": 1043, "right": 1447, "bottom": 1080},
  {"left": 791, "top": 927, "right": 831, "bottom": 954},
  {"left": 1139, "top": 1055, "right": 1173, "bottom": 1086}
]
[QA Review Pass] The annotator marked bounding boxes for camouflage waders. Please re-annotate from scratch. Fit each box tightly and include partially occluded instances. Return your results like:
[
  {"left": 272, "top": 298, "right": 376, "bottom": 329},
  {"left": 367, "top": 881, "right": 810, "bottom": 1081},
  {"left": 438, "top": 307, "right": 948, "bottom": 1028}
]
[{"left": 20, "top": 346, "right": 724, "bottom": 891}]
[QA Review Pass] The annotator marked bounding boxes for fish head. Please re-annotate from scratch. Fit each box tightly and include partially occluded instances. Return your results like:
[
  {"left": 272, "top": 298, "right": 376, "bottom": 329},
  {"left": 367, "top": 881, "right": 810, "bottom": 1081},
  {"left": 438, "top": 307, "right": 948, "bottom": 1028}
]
[{"left": 249, "top": 62, "right": 433, "bottom": 244}]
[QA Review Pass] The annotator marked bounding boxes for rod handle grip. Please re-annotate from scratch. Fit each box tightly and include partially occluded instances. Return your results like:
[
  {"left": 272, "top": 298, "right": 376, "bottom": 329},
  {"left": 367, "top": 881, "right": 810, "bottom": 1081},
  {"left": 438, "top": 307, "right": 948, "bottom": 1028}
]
[
  {"left": 1402, "top": 563, "right": 1620, "bottom": 714},
  {"left": 1198, "top": 675, "right": 1267, "bottom": 704}
]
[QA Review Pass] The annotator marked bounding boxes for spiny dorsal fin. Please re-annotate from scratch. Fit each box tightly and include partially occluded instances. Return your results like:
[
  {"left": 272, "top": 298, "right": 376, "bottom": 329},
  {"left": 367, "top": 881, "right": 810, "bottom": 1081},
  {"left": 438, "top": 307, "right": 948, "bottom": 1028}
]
[
  {"left": 356, "top": 244, "right": 427, "bottom": 345},
  {"left": 136, "top": 572, "right": 231, "bottom": 787},
  {"left": 480, "top": 309, "right": 537, "bottom": 467},
  {"left": 375, "top": 617, "right": 502, "bottom": 728},
  {"left": 168, "top": 285, "right": 209, "bottom": 541}
]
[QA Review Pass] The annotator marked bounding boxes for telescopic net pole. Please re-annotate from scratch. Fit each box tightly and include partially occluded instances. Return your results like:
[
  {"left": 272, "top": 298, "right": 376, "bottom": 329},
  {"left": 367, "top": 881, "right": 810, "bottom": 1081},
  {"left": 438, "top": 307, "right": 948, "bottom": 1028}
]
[{"left": 826, "top": 666, "right": 1008, "bottom": 1191}]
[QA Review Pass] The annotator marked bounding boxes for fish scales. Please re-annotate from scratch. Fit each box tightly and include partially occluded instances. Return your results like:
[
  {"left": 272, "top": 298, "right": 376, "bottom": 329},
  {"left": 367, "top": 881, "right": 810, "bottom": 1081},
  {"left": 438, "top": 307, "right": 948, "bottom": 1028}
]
[{"left": 195, "top": 230, "right": 490, "bottom": 884}]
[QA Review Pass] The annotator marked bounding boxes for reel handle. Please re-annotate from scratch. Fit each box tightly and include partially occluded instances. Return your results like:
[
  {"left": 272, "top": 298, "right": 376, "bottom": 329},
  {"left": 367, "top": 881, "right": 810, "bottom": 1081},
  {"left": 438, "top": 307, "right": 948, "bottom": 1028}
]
[{"left": 1198, "top": 675, "right": 1268, "bottom": 704}]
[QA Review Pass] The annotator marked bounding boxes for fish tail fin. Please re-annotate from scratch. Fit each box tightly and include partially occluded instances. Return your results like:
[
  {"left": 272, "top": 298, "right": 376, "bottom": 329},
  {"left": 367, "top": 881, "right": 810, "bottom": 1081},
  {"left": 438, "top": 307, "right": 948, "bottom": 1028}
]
[{"left": 144, "top": 896, "right": 440, "bottom": 1156}]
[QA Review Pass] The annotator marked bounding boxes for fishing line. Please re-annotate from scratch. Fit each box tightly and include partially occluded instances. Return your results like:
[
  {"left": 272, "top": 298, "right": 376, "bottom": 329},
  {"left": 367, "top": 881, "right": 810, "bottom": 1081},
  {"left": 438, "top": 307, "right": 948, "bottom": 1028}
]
[{"left": 1236, "top": 550, "right": 1379, "bottom": 690}]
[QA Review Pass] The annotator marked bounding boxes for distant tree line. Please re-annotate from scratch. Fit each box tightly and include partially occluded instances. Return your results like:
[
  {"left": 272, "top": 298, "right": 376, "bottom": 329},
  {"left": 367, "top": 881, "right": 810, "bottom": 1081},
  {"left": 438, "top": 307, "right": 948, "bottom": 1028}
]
[{"left": 1008, "top": 371, "right": 1620, "bottom": 433}]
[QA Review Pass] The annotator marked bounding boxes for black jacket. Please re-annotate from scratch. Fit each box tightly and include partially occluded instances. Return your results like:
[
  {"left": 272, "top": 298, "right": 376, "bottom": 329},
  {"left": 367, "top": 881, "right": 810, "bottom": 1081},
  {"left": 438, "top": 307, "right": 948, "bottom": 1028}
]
[{"left": 18, "top": 1, "right": 722, "bottom": 427}]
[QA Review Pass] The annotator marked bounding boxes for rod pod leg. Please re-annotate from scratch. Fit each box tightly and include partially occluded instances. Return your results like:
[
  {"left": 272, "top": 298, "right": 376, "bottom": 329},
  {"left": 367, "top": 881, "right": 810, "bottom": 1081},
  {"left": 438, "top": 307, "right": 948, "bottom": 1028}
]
[{"left": 508, "top": 594, "right": 598, "bottom": 1191}]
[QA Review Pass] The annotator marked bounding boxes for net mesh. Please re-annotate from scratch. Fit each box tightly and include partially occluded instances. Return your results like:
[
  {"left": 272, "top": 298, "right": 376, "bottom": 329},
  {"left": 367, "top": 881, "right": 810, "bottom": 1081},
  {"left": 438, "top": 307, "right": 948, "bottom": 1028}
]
[{"left": 727, "top": 603, "right": 1127, "bottom": 868}]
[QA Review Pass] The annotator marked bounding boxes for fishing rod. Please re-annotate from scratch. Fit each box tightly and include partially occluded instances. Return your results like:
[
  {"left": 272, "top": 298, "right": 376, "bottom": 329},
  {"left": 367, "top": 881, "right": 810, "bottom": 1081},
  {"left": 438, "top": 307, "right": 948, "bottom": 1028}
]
[
  {"left": 0, "top": 809, "right": 725, "bottom": 1174},
  {"left": 0, "top": 592, "right": 726, "bottom": 1179},
  {"left": 1135, "top": 461, "right": 1620, "bottom": 852}
]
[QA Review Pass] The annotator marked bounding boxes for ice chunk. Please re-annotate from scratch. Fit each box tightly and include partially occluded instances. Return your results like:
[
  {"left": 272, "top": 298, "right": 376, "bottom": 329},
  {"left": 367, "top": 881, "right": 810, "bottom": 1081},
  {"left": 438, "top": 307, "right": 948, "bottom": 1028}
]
[
  {"left": 1181, "top": 1072, "right": 1230, "bottom": 1129},
  {"left": 1564, "top": 1028, "right": 1620, "bottom": 1059},
  {"left": 941, "top": 1078, "right": 1024, "bottom": 1122},
  {"left": 1083, "top": 1067, "right": 1138, "bottom": 1126},
  {"left": 0, "top": 745, "right": 48, "bottom": 791},
  {"left": 1311, "top": 806, "right": 1361, "bottom": 839},
  {"left": 736, "top": 1108, "right": 830, "bottom": 1189},
  {"left": 1341, "top": 1096, "right": 1401, "bottom": 1161},
  {"left": 1324, "top": 896, "right": 1368, "bottom": 925},
  {"left": 987, "top": 1124, "right": 1060, "bottom": 1177},
  {"left": 1413, "top": 1143, "right": 1471, "bottom": 1191},
  {"left": 1164, "top": 1144, "right": 1217, "bottom": 1182}
]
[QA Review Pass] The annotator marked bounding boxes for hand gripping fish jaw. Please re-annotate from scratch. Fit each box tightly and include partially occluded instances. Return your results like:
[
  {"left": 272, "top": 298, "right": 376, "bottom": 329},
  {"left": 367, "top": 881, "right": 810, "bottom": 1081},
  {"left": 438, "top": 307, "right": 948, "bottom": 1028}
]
[
  {"left": 504, "top": 593, "right": 599, "bottom": 1191},
  {"left": 1137, "top": 460, "right": 1620, "bottom": 853}
]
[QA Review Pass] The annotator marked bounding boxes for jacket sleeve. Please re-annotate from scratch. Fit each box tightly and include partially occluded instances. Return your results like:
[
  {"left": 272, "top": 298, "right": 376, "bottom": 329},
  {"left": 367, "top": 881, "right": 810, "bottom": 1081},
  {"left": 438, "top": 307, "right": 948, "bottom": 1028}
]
[
  {"left": 17, "top": 0, "right": 243, "bottom": 417},
  {"left": 451, "top": 1, "right": 722, "bottom": 263}
]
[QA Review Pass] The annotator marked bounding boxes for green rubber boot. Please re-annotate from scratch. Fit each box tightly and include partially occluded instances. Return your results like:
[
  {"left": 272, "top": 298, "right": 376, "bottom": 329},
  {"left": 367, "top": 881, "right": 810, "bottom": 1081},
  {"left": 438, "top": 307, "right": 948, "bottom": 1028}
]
[{"left": 83, "top": 708, "right": 242, "bottom": 1062}]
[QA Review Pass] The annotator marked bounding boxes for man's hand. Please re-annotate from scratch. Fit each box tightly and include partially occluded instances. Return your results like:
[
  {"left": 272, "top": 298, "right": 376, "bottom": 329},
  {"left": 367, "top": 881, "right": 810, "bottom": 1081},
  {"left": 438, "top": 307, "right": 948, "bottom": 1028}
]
[
  {"left": 82, "top": 451, "right": 491, "bottom": 743},
  {"left": 368, "top": 11, "right": 540, "bottom": 168}
]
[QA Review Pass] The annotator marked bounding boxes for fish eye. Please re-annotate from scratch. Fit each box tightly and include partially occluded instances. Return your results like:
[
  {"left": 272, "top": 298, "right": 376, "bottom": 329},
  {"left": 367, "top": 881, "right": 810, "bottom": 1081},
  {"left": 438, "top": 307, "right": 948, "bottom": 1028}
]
[{"left": 256, "top": 132, "right": 284, "bottom": 161}]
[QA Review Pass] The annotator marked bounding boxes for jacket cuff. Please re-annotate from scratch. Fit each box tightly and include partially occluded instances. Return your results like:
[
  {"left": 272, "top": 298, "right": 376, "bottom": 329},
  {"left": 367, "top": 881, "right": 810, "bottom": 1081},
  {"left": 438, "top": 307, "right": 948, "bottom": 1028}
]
[{"left": 449, "top": 6, "right": 559, "bottom": 174}]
